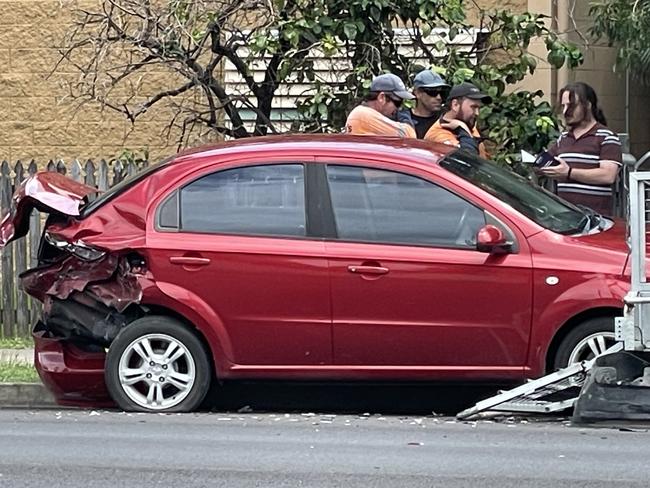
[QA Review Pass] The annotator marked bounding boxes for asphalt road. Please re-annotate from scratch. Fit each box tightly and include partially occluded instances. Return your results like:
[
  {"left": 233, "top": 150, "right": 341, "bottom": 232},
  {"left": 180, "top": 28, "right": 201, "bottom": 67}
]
[{"left": 1, "top": 409, "right": 649, "bottom": 487}]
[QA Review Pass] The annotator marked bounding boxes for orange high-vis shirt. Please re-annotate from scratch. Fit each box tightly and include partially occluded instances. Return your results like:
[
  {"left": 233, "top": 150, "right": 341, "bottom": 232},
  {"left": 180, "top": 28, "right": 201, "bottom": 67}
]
[
  {"left": 345, "top": 105, "right": 416, "bottom": 138},
  {"left": 424, "top": 120, "right": 488, "bottom": 159}
]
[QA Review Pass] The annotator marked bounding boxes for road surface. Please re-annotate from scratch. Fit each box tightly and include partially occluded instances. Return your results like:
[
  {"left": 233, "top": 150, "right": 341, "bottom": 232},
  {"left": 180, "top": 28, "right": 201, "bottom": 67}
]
[{"left": 0, "top": 409, "right": 649, "bottom": 487}]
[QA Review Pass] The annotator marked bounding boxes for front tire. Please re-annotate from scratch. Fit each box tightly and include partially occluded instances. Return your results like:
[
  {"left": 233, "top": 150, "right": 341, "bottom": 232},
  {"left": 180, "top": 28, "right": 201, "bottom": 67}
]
[
  {"left": 105, "top": 316, "right": 211, "bottom": 412},
  {"left": 552, "top": 317, "right": 616, "bottom": 371}
]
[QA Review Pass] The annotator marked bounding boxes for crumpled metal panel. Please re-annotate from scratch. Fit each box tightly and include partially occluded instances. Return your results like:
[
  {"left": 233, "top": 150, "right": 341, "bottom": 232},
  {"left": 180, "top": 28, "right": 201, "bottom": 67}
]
[
  {"left": 20, "top": 253, "right": 142, "bottom": 311},
  {"left": 43, "top": 293, "right": 136, "bottom": 346},
  {"left": 49, "top": 176, "right": 163, "bottom": 250},
  {"left": 21, "top": 253, "right": 144, "bottom": 345},
  {"left": 0, "top": 172, "right": 97, "bottom": 248}
]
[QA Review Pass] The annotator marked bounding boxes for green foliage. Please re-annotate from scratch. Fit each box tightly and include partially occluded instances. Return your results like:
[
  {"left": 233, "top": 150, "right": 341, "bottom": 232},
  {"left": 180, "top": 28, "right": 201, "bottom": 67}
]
[
  {"left": 292, "top": 1, "right": 583, "bottom": 165},
  {"left": 61, "top": 0, "right": 583, "bottom": 165},
  {"left": 589, "top": 0, "right": 650, "bottom": 83},
  {"left": 113, "top": 148, "right": 150, "bottom": 170},
  {"left": 0, "top": 363, "right": 39, "bottom": 383},
  {"left": 0, "top": 337, "right": 33, "bottom": 349}
]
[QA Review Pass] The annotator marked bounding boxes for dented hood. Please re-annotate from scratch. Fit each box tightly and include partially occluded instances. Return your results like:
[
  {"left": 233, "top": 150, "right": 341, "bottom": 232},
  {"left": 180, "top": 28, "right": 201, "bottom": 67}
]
[{"left": 0, "top": 172, "right": 98, "bottom": 248}]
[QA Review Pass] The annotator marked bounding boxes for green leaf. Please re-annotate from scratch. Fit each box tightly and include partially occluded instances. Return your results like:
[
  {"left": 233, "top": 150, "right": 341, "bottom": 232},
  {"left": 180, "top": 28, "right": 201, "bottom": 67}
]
[
  {"left": 547, "top": 50, "right": 566, "bottom": 69},
  {"left": 343, "top": 23, "right": 358, "bottom": 40}
]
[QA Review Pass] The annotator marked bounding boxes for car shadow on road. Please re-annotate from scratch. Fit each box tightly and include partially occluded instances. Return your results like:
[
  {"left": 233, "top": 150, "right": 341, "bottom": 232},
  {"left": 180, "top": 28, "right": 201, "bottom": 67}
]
[{"left": 204, "top": 381, "right": 515, "bottom": 416}]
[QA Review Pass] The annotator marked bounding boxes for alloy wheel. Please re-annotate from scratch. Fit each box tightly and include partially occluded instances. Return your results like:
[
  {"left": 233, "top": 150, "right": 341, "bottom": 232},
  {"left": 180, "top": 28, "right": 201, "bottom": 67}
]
[
  {"left": 117, "top": 333, "right": 196, "bottom": 410},
  {"left": 567, "top": 331, "right": 617, "bottom": 365}
]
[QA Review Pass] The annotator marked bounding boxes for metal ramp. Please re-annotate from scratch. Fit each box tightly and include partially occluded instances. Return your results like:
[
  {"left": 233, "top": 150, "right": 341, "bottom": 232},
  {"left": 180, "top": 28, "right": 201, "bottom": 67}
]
[{"left": 457, "top": 344, "right": 622, "bottom": 420}]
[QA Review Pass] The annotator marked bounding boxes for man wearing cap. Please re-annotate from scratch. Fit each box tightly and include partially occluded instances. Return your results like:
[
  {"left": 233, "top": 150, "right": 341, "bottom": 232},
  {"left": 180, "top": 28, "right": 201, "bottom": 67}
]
[
  {"left": 345, "top": 73, "right": 416, "bottom": 138},
  {"left": 424, "top": 82, "right": 492, "bottom": 157},
  {"left": 408, "top": 69, "right": 450, "bottom": 139}
]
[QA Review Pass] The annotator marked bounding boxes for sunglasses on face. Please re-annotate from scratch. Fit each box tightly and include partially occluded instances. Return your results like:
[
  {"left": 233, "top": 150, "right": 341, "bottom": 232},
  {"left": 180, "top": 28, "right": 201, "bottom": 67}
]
[
  {"left": 422, "top": 88, "right": 446, "bottom": 98},
  {"left": 386, "top": 95, "right": 403, "bottom": 108}
]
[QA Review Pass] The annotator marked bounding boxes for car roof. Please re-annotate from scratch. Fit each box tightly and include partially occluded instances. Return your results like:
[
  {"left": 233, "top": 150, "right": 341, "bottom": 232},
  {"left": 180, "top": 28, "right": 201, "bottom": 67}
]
[{"left": 172, "top": 134, "right": 454, "bottom": 164}]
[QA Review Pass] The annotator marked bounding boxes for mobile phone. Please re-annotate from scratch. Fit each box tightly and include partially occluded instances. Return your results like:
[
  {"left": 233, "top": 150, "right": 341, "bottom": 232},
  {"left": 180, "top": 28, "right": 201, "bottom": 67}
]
[{"left": 534, "top": 151, "right": 560, "bottom": 168}]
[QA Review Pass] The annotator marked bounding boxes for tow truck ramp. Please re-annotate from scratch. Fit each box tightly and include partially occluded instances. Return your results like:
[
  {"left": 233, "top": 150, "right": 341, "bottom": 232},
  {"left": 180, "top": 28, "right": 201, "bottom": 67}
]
[{"left": 456, "top": 344, "right": 622, "bottom": 420}]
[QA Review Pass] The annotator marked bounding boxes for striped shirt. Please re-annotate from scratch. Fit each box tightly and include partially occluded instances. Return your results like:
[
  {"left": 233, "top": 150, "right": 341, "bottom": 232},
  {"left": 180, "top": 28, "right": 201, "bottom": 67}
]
[{"left": 548, "top": 123, "right": 622, "bottom": 215}]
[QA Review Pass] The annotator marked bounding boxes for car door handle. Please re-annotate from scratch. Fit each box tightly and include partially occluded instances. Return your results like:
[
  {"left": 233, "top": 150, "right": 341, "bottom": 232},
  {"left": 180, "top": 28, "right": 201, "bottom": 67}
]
[
  {"left": 169, "top": 256, "right": 211, "bottom": 266},
  {"left": 347, "top": 265, "right": 389, "bottom": 275}
]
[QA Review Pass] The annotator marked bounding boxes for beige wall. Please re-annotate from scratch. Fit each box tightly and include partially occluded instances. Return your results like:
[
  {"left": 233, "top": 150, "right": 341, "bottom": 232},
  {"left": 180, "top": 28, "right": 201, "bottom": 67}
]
[{"left": 0, "top": 0, "right": 184, "bottom": 163}]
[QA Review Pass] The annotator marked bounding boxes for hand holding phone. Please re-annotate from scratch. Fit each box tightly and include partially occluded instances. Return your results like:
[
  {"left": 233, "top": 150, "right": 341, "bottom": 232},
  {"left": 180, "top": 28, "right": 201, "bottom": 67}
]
[{"left": 534, "top": 151, "right": 560, "bottom": 168}]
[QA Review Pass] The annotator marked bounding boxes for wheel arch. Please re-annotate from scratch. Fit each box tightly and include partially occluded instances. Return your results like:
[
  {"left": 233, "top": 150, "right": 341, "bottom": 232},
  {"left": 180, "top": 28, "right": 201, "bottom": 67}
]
[
  {"left": 544, "top": 306, "right": 621, "bottom": 373},
  {"left": 135, "top": 303, "right": 220, "bottom": 379}
]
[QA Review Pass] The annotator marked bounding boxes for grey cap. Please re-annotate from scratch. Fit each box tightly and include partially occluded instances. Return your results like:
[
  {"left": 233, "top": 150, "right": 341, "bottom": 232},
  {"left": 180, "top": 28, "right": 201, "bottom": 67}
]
[
  {"left": 413, "top": 70, "right": 450, "bottom": 90},
  {"left": 370, "top": 74, "right": 415, "bottom": 100},
  {"left": 447, "top": 82, "right": 492, "bottom": 104}
]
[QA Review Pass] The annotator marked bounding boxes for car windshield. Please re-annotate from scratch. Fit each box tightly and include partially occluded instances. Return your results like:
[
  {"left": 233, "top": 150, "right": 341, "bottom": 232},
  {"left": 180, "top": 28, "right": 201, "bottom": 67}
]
[{"left": 439, "top": 151, "right": 589, "bottom": 235}]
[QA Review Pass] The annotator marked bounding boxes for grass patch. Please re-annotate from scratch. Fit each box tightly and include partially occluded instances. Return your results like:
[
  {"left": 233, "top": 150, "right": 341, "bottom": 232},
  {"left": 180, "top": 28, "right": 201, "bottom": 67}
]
[
  {"left": 0, "top": 362, "right": 40, "bottom": 383},
  {"left": 0, "top": 337, "right": 33, "bottom": 349}
]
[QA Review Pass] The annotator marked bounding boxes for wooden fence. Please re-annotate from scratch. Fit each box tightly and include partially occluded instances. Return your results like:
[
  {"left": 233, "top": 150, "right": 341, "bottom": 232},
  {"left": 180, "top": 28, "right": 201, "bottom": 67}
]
[{"left": 0, "top": 159, "right": 149, "bottom": 338}]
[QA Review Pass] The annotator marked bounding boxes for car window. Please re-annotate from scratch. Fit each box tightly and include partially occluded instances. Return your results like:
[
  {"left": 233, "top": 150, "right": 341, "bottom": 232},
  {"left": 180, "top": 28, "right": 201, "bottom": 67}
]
[
  {"left": 439, "top": 152, "right": 586, "bottom": 234},
  {"left": 326, "top": 165, "right": 485, "bottom": 248},
  {"left": 179, "top": 164, "right": 306, "bottom": 237}
]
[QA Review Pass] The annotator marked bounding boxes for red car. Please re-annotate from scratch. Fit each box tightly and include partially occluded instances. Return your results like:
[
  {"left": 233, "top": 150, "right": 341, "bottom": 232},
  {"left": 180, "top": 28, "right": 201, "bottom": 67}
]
[{"left": 0, "top": 135, "right": 629, "bottom": 412}]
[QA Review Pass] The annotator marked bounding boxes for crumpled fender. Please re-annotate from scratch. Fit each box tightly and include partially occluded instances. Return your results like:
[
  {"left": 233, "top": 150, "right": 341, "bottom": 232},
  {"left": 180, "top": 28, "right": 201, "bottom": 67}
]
[{"left": 20, "top": 254, "right": 142, "bottom": 312}]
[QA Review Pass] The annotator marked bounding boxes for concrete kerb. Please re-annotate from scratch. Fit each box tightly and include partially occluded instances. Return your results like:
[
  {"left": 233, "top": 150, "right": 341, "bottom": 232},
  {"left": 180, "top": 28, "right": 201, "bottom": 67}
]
[
  {"left": 0, "top": 348, "right": 55, "bottom": 407},
  {"left": 0, "top": 383, "right": 56, "bottom": 408}
]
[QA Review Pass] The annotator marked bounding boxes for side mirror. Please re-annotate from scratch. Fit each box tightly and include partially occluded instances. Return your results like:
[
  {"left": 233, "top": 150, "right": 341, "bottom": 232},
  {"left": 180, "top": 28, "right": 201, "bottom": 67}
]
[{"left": 476, "top": 224, "right": 512, "bottom": 254}]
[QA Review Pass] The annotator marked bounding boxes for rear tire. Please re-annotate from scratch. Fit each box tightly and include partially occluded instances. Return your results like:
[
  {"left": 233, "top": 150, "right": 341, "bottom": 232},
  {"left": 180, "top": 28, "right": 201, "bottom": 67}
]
[
  {"left": 105, "top": 316, "right": 211, "bottom": 412},
  {"left": 552, "top": 317, "right": 616, "bottom": 371}
]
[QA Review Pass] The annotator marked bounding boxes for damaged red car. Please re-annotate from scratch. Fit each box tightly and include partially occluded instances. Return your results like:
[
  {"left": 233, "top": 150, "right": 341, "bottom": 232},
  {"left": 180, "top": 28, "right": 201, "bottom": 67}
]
[{"left": 0, "top": 135, "right": 629, "bottom": 412}]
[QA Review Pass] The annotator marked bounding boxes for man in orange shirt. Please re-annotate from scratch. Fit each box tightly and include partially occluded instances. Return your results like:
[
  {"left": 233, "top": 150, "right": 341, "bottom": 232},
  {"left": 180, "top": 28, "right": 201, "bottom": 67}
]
[
  {"left": 345, "top": 74, "right": 416, "bottom": 138},
  {"left": 424, "top": 82, "right": 491, "bottom": 157}
]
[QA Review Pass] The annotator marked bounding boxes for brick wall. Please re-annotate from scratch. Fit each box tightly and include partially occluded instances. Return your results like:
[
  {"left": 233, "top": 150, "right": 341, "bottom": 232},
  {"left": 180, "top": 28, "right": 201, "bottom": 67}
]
[{"left": 0, "top": 0, "right": 188, "bottom": 163}]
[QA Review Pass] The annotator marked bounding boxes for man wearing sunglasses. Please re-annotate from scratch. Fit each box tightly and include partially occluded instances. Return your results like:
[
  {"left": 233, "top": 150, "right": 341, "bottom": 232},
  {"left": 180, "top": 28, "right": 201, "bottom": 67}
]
[
  {"left": 345, "top": 73, "right": 416, "bottom": 138},
  {"left": 407, "top": 70, "right": 450, "bottom": 139},
  {"left": 424, "top": 82, "right": 491, "bottom": 158}
]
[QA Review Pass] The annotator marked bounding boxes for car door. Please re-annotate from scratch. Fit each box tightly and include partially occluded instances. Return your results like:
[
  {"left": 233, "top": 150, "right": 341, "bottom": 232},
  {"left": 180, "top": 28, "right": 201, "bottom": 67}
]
[
  {"left": 322, "top": 162, "right": 533, "bottom": 374},
  {"left": 146, "top": 161, "right": 332, "bottom": 366}
]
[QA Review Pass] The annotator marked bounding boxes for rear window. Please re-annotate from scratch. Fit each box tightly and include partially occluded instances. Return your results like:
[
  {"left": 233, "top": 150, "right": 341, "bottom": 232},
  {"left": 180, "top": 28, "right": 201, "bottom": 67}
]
[{"left": 80, "top": 158, "right": 173, "bottom": 216}]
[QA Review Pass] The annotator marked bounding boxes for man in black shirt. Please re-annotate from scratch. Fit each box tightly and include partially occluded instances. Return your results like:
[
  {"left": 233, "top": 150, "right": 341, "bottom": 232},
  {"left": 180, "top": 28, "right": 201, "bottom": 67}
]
[{"left": 408, "top": 70, "right": 450, "bottom": 139}]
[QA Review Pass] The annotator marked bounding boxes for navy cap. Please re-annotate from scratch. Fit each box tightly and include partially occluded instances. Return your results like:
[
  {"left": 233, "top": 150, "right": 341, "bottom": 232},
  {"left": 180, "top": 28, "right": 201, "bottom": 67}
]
[
  {"left": 413, "top": 70, "right": 450, "bottom": 90},
  {"left": 370, "top": 74, "right": 415, "bottom": 100},
  {"left": 447, "top": 82, "right": 492, "bottom": 104}
]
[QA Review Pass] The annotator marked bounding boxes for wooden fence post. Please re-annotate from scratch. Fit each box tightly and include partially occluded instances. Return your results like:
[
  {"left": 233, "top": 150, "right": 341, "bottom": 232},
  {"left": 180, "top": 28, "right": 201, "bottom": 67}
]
[
  {"left": 12, "top": 162, "right": 28, "bottom": 336},
  {"left": 1, "top": 161, "right": 15, "bottom": 338},
  {"left": 27, "top": 161, "right": 41, "bottom": 327}
]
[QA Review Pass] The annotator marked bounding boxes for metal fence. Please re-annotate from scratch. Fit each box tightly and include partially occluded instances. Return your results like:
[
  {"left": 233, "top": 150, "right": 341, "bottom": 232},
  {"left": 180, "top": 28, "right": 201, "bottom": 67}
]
[{"left": 0, "top": 159, "right": 148, "bottom": 338}]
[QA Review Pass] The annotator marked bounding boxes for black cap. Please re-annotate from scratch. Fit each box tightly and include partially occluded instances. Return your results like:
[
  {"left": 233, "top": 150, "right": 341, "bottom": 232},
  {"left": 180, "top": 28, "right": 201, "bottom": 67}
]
[{"left": 447, "top": 82, "right": 492, "bottom": 104}]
